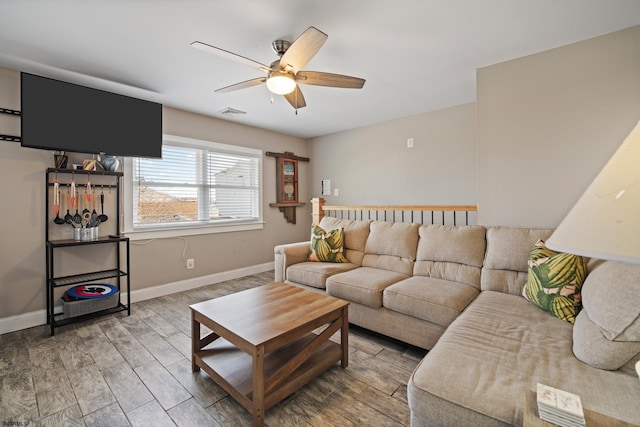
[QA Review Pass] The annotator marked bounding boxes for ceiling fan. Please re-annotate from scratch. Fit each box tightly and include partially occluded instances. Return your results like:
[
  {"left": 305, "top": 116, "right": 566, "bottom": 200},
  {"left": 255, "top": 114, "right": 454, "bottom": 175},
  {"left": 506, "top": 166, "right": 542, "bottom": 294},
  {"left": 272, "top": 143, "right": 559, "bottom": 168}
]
[{"left": 190, "top": 26, "right": 365, "bottom": 110}]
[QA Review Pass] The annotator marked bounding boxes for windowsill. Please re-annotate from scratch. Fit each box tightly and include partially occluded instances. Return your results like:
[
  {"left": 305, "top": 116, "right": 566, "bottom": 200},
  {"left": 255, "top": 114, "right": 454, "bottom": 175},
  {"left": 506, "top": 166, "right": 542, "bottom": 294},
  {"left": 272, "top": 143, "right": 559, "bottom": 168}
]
[{"left": 124, "top": 222, "right": 264, "bottom": 241}]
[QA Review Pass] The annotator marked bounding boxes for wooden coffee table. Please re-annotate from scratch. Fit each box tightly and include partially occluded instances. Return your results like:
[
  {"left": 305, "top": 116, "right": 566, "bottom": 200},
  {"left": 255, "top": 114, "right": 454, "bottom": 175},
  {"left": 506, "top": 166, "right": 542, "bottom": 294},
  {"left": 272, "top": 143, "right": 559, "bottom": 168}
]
[{"left": 190, "top": 282, "right": 349, "bottom": 426}]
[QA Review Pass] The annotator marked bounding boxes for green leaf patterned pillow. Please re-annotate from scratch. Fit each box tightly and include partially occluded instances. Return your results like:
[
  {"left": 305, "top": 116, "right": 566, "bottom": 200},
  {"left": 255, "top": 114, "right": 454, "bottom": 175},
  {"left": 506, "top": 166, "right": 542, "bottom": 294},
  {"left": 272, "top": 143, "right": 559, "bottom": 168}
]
[
  {"left": 523, "top": 239, "right": 587, "bottom": 324},
  {"left": 308, "top": 225, "right": 349, "bottom": 263}
]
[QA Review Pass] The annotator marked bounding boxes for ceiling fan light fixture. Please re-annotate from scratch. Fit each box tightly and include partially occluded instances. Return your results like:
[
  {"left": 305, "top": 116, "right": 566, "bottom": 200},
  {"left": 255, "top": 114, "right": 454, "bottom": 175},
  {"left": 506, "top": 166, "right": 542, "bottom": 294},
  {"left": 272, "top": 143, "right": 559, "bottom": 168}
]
[{"left": 266, "top": 71, "right": 296, "bottom": 95}]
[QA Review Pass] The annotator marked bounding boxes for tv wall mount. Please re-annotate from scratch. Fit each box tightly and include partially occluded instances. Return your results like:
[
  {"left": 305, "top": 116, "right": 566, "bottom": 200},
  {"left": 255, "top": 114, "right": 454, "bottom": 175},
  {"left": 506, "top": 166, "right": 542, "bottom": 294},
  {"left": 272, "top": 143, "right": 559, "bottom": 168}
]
[{"left": 0, "top": 107, "right": 21, "bottom": 142}]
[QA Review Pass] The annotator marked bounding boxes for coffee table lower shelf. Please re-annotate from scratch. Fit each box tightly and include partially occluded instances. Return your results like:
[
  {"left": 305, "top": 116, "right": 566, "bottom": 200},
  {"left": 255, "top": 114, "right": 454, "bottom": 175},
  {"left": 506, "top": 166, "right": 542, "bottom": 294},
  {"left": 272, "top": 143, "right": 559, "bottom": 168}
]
[{"left": 193, "top": 333, "right": 342, "bottom": 416}]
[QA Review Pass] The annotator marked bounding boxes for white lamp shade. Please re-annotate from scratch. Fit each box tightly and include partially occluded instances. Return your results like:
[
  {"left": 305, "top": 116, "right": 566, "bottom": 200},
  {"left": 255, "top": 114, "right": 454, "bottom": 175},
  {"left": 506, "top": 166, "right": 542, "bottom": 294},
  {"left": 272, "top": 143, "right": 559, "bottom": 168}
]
[
  {"left": 266, "top": 72, "right": 296, "bottom": 95},
  {"left": 546, "top": 120, "right": 640, "bottom": 264}
]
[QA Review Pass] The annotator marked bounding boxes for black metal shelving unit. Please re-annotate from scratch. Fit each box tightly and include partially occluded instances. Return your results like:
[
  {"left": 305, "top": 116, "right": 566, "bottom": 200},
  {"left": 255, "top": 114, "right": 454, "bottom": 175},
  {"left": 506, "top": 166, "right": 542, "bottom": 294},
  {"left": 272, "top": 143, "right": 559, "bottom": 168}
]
[{"left": 45, "top": 168, "right": 130, "bottom": 335}]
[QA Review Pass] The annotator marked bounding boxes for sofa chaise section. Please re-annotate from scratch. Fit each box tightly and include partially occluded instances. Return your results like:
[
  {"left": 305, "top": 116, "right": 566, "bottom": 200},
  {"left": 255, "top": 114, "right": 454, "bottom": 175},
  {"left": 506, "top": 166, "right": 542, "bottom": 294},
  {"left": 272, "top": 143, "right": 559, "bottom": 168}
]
[{"left": 408, "top": 227, "right": 640, "bottom": 426}]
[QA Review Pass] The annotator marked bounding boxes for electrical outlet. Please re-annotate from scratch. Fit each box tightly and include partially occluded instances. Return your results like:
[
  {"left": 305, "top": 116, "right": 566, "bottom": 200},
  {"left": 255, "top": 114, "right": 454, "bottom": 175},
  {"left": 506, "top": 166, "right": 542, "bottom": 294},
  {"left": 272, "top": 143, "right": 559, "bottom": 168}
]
[
  {"left": 334, "top": 188, "right": 339, "bottom": 196},
  {"left": 186, "top": 258, "right": 195, "bottom": 269},
  {"left": 407, "top": 138, "right": 414, "bottom": 148}
]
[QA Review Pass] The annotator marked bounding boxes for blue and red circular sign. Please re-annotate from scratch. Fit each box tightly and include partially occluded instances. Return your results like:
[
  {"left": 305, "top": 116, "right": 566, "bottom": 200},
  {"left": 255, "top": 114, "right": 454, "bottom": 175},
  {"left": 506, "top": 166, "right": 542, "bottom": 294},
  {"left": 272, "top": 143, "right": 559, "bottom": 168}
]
[{"left": 67, "top": 284, "right": 117, "bottom": 299}]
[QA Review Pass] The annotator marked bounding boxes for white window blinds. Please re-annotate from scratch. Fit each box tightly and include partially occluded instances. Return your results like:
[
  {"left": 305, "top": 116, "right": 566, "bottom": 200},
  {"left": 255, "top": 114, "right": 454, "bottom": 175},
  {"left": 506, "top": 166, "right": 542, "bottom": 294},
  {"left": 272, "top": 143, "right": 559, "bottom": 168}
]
[{"left": 132, "top": 138, "right": 261, "bottom": 230}]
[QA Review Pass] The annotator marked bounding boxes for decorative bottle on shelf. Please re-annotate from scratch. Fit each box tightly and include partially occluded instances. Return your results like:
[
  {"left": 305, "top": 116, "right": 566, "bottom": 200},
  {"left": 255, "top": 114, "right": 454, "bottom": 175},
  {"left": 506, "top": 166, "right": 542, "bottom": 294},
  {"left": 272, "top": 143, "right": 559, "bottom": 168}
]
[{"left": 102, "top": 155, "right": 119, "bottom": 172}]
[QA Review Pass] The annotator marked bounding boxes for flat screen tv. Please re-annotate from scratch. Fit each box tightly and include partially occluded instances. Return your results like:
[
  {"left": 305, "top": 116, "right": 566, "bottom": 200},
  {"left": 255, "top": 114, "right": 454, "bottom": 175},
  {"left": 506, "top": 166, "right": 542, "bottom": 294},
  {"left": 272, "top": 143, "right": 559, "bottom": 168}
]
[{"left": 21, "top": 72, "right": 162, "bottom": 158}]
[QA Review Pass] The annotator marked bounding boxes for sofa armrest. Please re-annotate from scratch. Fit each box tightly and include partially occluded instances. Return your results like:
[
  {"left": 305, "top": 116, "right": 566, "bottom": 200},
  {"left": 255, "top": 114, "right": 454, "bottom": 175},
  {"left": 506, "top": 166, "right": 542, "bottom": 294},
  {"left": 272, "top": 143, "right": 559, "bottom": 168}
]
[{"left": 274, "top": 242, "right": 310, "bottom": 282}]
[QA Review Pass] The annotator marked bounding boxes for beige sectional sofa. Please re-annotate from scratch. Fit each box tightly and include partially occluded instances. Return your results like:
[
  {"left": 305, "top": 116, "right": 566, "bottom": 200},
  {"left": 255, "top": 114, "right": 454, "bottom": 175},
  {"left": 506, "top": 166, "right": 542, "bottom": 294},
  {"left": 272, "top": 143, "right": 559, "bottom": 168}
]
[{"left": 274, "top": 216, "right": 640, "bottom": 426}]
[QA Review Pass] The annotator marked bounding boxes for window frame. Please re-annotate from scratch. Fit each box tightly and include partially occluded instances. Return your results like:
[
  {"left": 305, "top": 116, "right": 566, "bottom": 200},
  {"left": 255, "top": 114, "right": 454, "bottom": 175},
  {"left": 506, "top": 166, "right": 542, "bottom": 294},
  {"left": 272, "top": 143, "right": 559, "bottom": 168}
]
[{"left": 123, "top": 134, "right": 264, "bottom": 240}]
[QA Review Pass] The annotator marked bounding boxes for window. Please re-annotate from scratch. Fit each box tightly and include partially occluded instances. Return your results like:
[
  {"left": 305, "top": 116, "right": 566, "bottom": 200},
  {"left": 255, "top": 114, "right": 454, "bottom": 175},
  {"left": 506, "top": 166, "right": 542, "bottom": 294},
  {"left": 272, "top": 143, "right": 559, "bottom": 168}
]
[{"left": 124, "top": 135, "right": 263, "bottom": 238}]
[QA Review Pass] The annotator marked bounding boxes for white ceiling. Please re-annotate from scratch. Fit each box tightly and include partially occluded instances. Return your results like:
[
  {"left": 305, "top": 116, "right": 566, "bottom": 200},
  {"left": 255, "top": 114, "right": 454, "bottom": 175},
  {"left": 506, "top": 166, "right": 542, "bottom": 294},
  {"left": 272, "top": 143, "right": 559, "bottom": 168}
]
[{"left": 1, "top": 1, "right": 640, "bottom": 139}]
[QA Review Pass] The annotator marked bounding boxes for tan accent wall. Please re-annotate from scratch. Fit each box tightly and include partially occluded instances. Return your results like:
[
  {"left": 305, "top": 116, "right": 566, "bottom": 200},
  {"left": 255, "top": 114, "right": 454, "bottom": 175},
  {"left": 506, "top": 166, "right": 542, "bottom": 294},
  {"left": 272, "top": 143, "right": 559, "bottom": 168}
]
[
  {"left": 477, "top": 25, "right": 640, "bottom": 227},
  {"left": 0, "top": 66, "right": 310, "bottom": 319},
  {"left": 308, "top": 103, "right": 478, "bottom": 206}
]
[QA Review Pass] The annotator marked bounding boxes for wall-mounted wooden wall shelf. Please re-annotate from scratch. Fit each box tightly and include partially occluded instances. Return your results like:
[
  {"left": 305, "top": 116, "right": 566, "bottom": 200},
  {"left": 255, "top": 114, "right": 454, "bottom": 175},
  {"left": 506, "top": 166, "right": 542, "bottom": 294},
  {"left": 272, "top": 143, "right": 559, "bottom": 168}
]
[
  {"left": 266, "top": 151, "right": 309, "bottom": 224},
  {"left": 269, "top": 202, "right": 307, "bottom": 224}
]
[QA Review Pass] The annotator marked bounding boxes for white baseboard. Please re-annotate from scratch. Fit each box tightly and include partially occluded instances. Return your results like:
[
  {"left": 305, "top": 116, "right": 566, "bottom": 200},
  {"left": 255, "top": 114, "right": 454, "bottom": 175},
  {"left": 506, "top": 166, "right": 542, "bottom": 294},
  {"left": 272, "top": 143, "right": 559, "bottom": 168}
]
[
  {"left": 0, "top": 310, "right": 49, "bottom": 336},
  {"left": 0, "top": 262, "right": 274, "bottom": 335},
  {"left": 123, "top": 262, "right": 273, "bottom": 303}
]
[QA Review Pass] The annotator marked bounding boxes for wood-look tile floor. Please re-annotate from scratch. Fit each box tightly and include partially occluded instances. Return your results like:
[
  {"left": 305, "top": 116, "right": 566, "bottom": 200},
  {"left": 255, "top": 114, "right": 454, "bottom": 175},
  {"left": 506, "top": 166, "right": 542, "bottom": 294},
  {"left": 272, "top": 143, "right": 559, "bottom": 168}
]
[{"left": 0, "top": 272, "right": 427, "bottom": 426}]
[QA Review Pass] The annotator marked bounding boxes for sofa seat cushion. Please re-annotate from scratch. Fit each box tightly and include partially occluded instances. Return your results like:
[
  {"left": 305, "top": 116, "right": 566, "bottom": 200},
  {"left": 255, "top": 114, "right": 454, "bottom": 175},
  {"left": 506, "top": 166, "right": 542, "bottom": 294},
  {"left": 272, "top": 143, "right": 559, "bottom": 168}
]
[
  {"left": 384, "top": 276, "right": 479, "bottom": 327},
  {"left": 326, "top": 267, "right": 409, "bottom": 308},
  {"left": 408, "top": 291, "right": 640, "bottom": 426},
  {"left": 286, "top": 261, "right": 359, "bottom": 289}
]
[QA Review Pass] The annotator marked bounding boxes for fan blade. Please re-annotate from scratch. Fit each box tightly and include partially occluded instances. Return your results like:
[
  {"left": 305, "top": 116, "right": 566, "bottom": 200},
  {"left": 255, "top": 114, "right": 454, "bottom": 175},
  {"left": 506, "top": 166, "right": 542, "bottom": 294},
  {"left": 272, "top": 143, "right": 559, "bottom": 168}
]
[
  {"left": 215, "top": 77, "right": 266, "bottom": 93},
  {"left": 296, "top": 71, "right": 365, "bottom": 89},
  {"left": 279, "top": 27, "right": 328, "bottom": 74},
  {"left": 191, "top": 41, "right": 271, "bottom": 72},
  {"left": 284, "top": 85, "right": 306, "bottom": 109}
]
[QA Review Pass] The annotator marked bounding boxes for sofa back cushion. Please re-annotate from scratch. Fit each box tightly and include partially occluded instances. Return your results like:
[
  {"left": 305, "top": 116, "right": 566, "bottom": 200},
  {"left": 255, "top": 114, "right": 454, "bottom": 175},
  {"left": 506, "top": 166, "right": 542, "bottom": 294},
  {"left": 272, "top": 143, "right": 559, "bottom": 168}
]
[
  {"left": 581, "top": 260, "right": 640, "bottom": 341},
  {"left": 481, "top": 226, "right": 554, "bottom": 295},
  {"left": 319, "top": 217, "right": 371, "bottom": 265},
  {"left": 362, "top": 221, "right": 420, "bottom": 275},
  {"left": 573, "top": 260, "right": 640, "bottom": 370},
  {"left": 573, "top": 310, "right": 640, "bottom": 371},
  {"left": 413, "top": 225, "right": 486, "bottom": 289}
]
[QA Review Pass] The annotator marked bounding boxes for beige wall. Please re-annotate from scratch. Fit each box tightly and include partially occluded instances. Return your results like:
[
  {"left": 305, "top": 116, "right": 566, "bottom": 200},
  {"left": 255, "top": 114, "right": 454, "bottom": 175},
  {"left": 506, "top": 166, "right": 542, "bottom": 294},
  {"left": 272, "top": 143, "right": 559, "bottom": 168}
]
[
  {"left": 308, "top": 103, "right": 477, "bottom": 205},
  {"left": 0, "top": 66, "right": 310, "bottom": 319},
  {"left": 477, "top": 25, "right": 640, "bottom": 227}
]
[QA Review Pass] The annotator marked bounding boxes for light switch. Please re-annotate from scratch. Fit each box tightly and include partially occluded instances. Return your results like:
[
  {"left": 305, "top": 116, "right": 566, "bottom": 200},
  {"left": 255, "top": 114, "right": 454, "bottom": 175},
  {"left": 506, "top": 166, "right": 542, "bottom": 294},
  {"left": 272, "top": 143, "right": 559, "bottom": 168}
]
[{"left": 334, "top": 188, "right": 339, "bottom": 196}]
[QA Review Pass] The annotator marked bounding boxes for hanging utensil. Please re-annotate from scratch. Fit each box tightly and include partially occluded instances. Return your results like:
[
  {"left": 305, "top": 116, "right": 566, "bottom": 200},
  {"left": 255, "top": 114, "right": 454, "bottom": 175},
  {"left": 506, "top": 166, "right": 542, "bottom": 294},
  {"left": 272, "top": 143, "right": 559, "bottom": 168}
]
[
  {"left": 64, "top": 185, "right": 73, "bottom": 223},
  {"left": 98, "top": 185, "right": 108, "bottom": 223},
  {"left": 82, "top": 188, "right": 91, "bottom": 223},
  {"left": 53, "top": 176, "right": 65, "bottom": 224},
  {"left": 70, "top": 175, "right": 81, "bottom": 224},
  {"left": 82, "top": 183, "right": 91, "bottom": 217},
  {"left": 73, "top": 190, "right": 82, "bottom": 225},
  {"left": 70, "top": 174, "right": 76, "bottom": 205},
  {"left": 91, "top": 187, "right": 98, "bottom": 222},
  {"left": 52, "top": 175, "right": 59, "bottom": 214}
]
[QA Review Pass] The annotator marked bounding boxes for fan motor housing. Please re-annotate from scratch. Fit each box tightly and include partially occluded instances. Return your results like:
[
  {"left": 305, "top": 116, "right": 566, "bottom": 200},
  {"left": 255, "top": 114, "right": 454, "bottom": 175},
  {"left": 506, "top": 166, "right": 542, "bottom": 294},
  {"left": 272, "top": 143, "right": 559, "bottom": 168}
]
[{"left": 272, "top": 40, "right": 291, "bottom": 56}]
